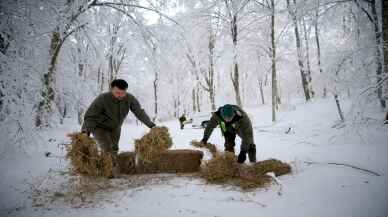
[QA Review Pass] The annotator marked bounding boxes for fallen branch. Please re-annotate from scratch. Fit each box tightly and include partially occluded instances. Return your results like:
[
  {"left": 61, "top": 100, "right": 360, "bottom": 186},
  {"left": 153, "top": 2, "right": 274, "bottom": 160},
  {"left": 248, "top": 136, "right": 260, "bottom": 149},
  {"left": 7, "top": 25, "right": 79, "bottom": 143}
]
[{"left": 304, "top": 161, "right": 381, "bottom": 176}]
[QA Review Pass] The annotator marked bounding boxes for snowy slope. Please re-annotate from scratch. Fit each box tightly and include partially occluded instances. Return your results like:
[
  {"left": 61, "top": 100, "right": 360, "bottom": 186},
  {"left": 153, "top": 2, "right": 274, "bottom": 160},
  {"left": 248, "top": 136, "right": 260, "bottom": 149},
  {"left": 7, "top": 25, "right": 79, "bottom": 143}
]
[{"left": 1, "top": 98, "right": 387, "bottom": 217}]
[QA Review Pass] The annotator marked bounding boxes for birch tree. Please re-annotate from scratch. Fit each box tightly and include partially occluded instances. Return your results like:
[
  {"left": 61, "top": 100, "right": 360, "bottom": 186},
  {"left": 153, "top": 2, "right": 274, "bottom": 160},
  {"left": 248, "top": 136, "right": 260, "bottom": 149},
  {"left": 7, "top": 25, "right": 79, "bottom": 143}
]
[{"left": 286, "top": 0, "right": 313, "bottom": 101}]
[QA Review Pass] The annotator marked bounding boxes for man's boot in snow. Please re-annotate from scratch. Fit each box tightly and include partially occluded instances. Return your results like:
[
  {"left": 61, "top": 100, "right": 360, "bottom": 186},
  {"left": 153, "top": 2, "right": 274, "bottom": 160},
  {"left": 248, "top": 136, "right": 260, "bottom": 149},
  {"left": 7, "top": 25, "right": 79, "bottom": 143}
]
[{"left": 248, "top": 144, "right": 257, "bottom": 163}]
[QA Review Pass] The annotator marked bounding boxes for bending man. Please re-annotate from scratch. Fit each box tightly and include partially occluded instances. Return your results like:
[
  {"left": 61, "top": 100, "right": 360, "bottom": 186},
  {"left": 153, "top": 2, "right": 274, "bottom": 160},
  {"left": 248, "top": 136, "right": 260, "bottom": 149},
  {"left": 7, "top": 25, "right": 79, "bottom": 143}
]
[{"left": 201, "top": 104, "right": 256, "bottom": 163}]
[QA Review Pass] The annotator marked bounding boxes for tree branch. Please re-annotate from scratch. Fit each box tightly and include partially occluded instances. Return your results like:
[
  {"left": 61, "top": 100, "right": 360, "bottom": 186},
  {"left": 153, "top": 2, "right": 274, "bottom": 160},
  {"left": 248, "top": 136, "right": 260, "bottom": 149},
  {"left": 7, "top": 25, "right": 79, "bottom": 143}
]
[{"left": 305, "top": 161, "right": 382, "bottom": 176}]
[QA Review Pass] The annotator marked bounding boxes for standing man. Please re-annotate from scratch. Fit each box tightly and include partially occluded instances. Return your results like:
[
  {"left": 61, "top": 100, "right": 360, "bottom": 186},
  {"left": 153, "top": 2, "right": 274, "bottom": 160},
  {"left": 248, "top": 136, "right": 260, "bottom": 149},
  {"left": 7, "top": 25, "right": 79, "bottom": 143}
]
[
  {"left": 179, "top": 114, "right": 187, "bottom": 130},
  {"left": 81, "top": 79, "right": 155, "bottom": 155},
  {"left": 200, "top": 104, "right": 256, "bottom": 163}
]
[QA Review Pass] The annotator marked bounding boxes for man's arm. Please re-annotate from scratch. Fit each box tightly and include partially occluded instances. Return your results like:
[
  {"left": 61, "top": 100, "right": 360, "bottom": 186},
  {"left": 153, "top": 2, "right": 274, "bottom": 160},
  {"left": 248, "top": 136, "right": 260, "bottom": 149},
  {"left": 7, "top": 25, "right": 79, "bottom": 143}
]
[
  {"left": 129, "top": 95, "right": 155, "bottom": 128},
  {"left": 81, "top": 95, "right": 104, "bottom": 133},
  {"left": 202, "top": 113, "right": 218, "bottom": 143}
]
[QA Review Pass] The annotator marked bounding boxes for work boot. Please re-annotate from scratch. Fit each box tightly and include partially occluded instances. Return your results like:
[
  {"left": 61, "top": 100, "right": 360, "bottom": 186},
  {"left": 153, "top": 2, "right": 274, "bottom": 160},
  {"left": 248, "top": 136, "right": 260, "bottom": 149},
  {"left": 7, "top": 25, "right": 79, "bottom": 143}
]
[
  {"left": 237, "top": 151, "right": 247, "bottom": 163},
  {"left": 248, "top": 144, "right": 256, "bottom": 163}
]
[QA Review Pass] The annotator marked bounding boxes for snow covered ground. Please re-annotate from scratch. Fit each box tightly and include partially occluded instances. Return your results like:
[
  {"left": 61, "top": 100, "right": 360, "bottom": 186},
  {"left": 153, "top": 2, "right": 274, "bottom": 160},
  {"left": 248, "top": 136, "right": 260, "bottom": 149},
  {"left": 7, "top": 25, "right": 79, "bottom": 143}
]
[{"left": 1, "top": 98, "right": 387, "bottom": 217}]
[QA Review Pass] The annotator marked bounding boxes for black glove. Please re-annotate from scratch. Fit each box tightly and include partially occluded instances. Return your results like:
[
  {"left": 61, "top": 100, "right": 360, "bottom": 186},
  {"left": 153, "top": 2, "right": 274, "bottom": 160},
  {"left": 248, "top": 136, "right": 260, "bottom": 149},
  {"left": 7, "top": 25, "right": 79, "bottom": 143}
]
[
  {"left": 237, "top": 151, "right": 247, "bottom": 163},
  {"left": 201, "top": 138, "right": 208, "bottom": 144}
]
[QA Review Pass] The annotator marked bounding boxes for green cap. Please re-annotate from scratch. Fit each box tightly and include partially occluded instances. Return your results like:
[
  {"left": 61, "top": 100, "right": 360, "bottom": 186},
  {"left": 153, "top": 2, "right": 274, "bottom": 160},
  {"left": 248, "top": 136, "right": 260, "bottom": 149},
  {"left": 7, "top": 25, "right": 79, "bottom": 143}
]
[{"left": 221, "top": 104, "right": 235, "bottom": 121}]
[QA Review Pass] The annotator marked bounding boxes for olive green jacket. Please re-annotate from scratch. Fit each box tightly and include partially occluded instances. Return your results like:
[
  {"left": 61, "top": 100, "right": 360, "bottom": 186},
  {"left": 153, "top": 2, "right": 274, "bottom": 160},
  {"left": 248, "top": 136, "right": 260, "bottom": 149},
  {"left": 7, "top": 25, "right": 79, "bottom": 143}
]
[
  {"left": 81, "top": 92, "right": 155, "bottom": 132},
  {"left": 202, "top": 105, "right": 254, "bottom": 151}
]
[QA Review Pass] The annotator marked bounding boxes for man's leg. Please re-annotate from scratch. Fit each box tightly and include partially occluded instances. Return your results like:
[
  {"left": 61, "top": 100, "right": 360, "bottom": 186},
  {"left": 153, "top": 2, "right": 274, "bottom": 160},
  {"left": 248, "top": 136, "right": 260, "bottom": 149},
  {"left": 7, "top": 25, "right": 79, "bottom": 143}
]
[
  {"left": 248, "top": 144, "right": 257, "bottom": 162},
  {"left": 111, "top": 127, "right": 121, "bottom": 155},
  {"left": 92, "top": 128, "right": 114, "bottom": 153},
  {"left": 223, "top": 131, "right": 236, "bottom": 153}
]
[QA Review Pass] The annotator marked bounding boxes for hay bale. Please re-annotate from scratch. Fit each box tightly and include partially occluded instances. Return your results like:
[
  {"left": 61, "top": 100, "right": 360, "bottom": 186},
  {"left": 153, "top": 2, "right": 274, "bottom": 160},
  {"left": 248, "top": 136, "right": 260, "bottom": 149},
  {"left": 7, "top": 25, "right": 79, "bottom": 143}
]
[
  {"left": 117, "top": 152, "right": 136, "bottom": 174},
  {"left": 135, "top": 126, "right": 173, "bottom": 163},
  {"left": 136, "top": 149, "right": 204, "bottom": 174},
  {"left": 251, "top": 159, "right": 292, "bottom": 177},
  {"left": 66, "top": 132, "right": 113, "bottom": 178},
  {"left": 236, "top": 165, "right": 273, "bottom": 189},
  {"left": 199, "top": 150, "right": 292, "bottom": 189},
  {"left": 200, "top": 152, "right": 239, "bottom": 183},
  {"left": 191, "top": 140, "right": 218, "bottom": 157},
  {"left": 233, "top": 159, "right": 291, "bottom": 189}
]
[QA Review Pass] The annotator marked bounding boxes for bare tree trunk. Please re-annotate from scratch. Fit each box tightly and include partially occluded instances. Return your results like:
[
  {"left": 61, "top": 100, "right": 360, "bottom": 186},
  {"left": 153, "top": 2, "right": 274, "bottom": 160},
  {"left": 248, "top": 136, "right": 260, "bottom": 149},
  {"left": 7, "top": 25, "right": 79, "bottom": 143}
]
[
  {"left": 270, "top": 0, "right": 278, "bottom": 122},
  {"left": 152, "top": 45, "right": 159, "bottom": 121},
  {"left": 286, "top": 0, "right": 312, "bottom": 101},
  {"left": 192, "top": 88, "right": 196, "bottom": 112},
  {"left": 208, "top": 32, "right": 216, "bottom": 110},
  {"left": 107, "top": 24, "right": 120, "bottom": 84},
  {"left": 35, "top": 30, "right": 60, "bottom": 127},
  {"left": 200, "top": 24, "right": 217, "bottom": 111},
  {"left": 302, "top": 16, "right": 314, "bottom": 97},
  {"left": 230, "top": 15, "right": 242, "bottom": 106},
  {"left": 370, "top": 0, "right": 386, "bottom": 108},
  {"left": 383, "top": 0, "right": 388, "bottom": 105},
  {"left": 174, "top": 97, "right": 178, "bottom": 118},
  {"left": 334, "top": 94, "right": 345, "bottom": 122},
  {"left": 256, "top": 51, "right": 265, "bottom": 105},
  {"left": 77, "top": 104, "right": 83, "bottom": 125},
  {"left": 196, "top": 86, "right": 201, "bottom": 112},
  {"left": 314, "top": 0, "right": 326, "bottom": 97},
  {"left": 259, "top": 80, "right": 265, "bottom": 105},
  {"left": 153, "top": 74, "right": 158, "bottom": 121},
  {"left": 177, "top": 94, "right": 181, "bottom": 117},
  {"left": 277, "top": 88, "right": 281, "bottom": 106},
  {"left": 100, "top": 69, "right": 105, "bottom": 92}
]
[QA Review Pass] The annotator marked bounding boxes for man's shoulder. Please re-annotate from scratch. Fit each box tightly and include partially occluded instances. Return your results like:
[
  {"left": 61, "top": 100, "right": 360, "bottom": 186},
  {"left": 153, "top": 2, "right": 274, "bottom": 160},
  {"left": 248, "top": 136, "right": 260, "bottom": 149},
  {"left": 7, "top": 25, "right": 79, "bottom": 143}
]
[
  {"left": 96, "top": 92, "right": 111, "bottom": 101},
  {"left": 125, "top": 92, "right": 137, "bottom": 102}
]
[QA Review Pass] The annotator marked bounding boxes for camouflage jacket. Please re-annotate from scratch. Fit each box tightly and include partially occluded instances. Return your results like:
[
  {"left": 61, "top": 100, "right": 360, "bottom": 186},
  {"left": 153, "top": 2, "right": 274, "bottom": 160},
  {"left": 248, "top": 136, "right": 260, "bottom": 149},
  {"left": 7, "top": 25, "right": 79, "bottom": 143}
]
[{"left": 202, "top": 105, "right": 254, "bottom": 150}]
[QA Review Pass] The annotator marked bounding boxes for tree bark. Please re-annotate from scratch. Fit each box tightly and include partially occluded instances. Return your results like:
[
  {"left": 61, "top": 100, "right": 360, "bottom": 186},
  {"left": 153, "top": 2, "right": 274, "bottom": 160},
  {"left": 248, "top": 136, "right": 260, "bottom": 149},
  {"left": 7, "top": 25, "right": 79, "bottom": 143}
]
[
  {"left": 35, "top": 30, "right": 60, "bottom": 127},
  {"left": 370, "top": 0, "right": 385, "bottom": 108},
  {"left": 256, "top": 51, "right": 265, "bottom": 105},
  {"left": 192, "top": 88, "right": 196, "bottom": 112},
  {"left": 334, "top": 94, "right": 345, "bottom": 122},
  {"left": 259, "top": 80, "right": 265, "bottom": 105},
  {"left": 230, "top": 14, "right": 242, "bottom": 106},
  {"left": 270, "top": 0, "right": 278, "bottom": 122},
  {"left": 152, "top": 45, "right": 159, "bottom": 121},
  {"left": 302, "top": 17, "right": 314, "bottom": 97},
  {"left": 208, "top": 32, "right": 216, "bottom": 110},
  {"left": 383, "top": 0, "right": 388, "bottom": 106},
  {"left": 314, "top": 0, "right": 326, "bottom": 97},
  {"left": 196, "top": 86, "right": 201, "bottom": 112},
  {"left": 286, "top": 0, "right": 312, "bottom": 101}
]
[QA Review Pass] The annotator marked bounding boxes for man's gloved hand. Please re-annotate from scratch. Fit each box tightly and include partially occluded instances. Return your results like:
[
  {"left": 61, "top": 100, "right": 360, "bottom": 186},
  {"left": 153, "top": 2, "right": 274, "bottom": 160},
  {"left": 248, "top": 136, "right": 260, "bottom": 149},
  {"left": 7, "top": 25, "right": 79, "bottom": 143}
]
[
  {"left": 237, "top": 151, "right": 247, "bottom": 163},
  {"left": 201, "top": 138, "right": 208, "bottom": 144}
]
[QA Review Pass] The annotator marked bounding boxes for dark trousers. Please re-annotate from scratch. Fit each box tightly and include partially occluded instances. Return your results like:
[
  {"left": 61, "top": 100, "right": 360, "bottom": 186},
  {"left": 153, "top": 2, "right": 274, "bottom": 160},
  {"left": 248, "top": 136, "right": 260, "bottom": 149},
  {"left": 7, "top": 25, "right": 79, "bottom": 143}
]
[
  {"left": 179, "top": 122, "right": 185, "bottom": 129},
  {"left": 92, "top": 127, "right": 121, "bottom": 154},
  {"left": 224, "top": 131, "right": 257, "bottom": 163},
  {"left": 224, "top": 131, "right": 237, "bottom": 153}
]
